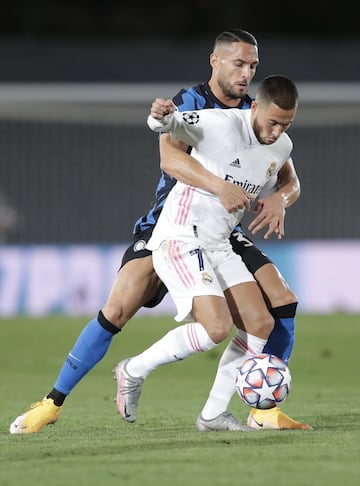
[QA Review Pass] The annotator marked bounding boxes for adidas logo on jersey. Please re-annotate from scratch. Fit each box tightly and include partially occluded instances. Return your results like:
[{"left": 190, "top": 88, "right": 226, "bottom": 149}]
[{"left": 230, "top": 158, "right": 241, "bottom": 168}]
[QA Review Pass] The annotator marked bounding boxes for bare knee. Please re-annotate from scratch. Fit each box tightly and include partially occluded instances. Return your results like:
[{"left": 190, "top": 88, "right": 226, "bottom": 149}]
[
  {"left": 203, "top": 318, "right": 233, "bottom": 344},
  {"left": 268, "top": 286, "right": 297, "bottom": 307},
  {"left": 192, "top": 295, "right": 234, "bottom": 344},
  {"left": 256, "top": 314, "right": 275, "bottom": 339},
  {"left": 254, "top": 264, "right": 298, "bottom": 308},
  {"left": 102, "top": 303, "right": 129, "bottom": 329},
  {"left": 240, "top": 312, "right": 275, "bottom": 341}
]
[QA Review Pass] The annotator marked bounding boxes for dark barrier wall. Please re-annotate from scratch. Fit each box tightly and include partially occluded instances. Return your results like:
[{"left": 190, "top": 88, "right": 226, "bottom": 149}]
[
  {"left": 1, "top": 5, "right": 359, "bottom": 243},
  {"left": 0, "top": 37, "right": 359, "bottom": 83},
  {"left": 1, "top": 100, "right": 359, "bottom": 244}
]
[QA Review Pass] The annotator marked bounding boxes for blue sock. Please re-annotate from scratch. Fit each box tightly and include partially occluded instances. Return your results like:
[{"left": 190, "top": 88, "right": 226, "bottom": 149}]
[
  {"left": 54, "top": 312, "right": 119, "bottom": 395},
  {"left": 263, "top": 303, "right": 297, "bottom": 365}
]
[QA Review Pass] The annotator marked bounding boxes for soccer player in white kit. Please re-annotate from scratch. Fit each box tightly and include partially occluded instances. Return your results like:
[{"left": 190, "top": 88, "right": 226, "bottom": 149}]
[{"left": 114, "top": 75, "right": 299, "bottom": 428}]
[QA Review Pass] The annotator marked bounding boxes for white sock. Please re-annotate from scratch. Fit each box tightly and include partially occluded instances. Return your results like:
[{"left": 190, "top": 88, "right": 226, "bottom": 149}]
[
  {"left": 200, "top": 329, "right": 267, "bottom": 420},
  {"left": 127, "top": 322, "right": 216, "bottom": 378}
]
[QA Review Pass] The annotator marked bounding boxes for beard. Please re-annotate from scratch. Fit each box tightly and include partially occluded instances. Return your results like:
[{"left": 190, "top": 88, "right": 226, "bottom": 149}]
[{"left": 217, "top": 77, "right": 244, "bottom": 100}]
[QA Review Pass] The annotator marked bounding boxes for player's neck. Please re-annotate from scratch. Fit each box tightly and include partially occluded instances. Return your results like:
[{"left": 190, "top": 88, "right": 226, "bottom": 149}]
[{"left": 208, "top": 81, "right": 242, "bottom": 108}]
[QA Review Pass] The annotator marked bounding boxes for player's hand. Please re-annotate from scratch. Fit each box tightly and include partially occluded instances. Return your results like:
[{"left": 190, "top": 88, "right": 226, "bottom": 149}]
[
  {"left": 150, "top": 98, "right": 175, "bottom": 120},
  {"left": 217, "top": 180, "right": 254, "bottom": 213},
  {"left": 248, "top": 193, "right": 286, "bottom": 239}
]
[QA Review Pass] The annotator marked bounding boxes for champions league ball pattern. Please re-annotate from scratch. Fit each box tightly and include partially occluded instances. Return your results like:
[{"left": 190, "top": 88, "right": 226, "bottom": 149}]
[{"left": 235, "top": 354, "right": 292, "bottom": 409}]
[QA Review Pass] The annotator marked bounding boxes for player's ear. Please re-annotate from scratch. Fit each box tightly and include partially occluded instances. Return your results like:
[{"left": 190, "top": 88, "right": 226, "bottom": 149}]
[
  {"left": 250, "top": 100, "right": 257, "bottom": 112},
  {"left": 210, "top": 52, "right": 218, "bottom": 69}
]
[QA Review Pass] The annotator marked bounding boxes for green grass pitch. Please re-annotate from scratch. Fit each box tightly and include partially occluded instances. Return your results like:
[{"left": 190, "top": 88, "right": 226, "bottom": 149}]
[{"left": 1, "top": 314, "right": 359, "bottom": 486}]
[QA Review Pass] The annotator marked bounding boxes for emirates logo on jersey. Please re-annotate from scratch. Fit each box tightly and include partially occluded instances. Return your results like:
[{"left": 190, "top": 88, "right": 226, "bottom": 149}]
[
  {"left": 182, "top": 112, "right": 200, "bottom": 124},
  {"left": 224, "top": 174, "right": 261, "bottom": 195}
]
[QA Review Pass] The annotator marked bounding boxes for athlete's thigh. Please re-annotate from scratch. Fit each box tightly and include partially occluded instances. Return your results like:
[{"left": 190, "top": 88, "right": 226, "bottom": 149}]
[
  {"left": 224, "top": 281, "right": 274, "bottom": 339},
  {"left": 152, "top": 240, "right": 225, "bottom": 324},
  {"left": 103, "top": 255, "right": 161, "bottom": 324}
]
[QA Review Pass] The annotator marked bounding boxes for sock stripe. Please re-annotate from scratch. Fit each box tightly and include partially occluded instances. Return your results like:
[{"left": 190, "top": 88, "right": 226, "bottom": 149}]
[
  {"left": 232, "top": 334, "right": 257, "bottom": 355},
  {"left": 187, "top": 323, "right": 203, "bottom": 351}
]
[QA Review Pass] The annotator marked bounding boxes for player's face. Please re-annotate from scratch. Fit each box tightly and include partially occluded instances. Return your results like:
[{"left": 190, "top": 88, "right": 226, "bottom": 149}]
[
  {"left": 210, "top": 42, "right": 259, "bottom": 102},
  {"left": 251, "top": 101, "right": 296, "bottom": 145}
]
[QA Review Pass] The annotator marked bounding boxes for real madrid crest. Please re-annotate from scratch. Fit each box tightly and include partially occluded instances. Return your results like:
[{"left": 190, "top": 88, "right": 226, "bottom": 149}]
[
  {"left": 201, "top": 272, "right": 213, "bottom": 285},
  {"left": 266, "top": 162, "right": 277, "bottom": 178}
]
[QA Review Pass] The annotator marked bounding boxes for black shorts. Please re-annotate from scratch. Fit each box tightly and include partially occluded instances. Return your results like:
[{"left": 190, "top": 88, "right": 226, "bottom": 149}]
[
  {"left": 229, "top": 229, "right": 273, "bottom": 274},
  {"left": 120, "top": 228, "right": 168, "bottom": 308},
  {"left": 120, "top": 227, "right": 153, "bottom": 267},
  {"left": 120, "top": 228, "right": 272, "bottom": 308}
]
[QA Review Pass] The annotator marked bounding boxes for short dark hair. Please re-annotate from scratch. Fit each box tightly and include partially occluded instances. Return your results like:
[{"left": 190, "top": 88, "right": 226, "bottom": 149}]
[
  {"left": 256, "top": 75, "right": 299, "bottom": 110},
  {"left": 214, "top": 29, "right": 258, "bottom": 49}
]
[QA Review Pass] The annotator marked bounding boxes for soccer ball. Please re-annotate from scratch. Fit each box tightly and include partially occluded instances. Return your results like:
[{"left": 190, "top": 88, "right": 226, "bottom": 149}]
[{"left": 235, "top": 353, "right": 291, "bottom": 409}]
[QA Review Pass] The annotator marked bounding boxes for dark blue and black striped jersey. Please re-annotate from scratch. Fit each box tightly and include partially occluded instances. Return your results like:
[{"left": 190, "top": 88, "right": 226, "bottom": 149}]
[{"left": 133, "top": 82, "right": 253, "bottom": 235}]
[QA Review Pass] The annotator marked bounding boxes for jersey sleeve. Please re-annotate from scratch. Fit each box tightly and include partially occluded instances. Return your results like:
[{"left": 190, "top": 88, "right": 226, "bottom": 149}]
[
  {"left": 172, "top": 88, "right": 198, "bottom": 112},
  {"left": 147, "top": 110, "right": 203, "bottom": 148}
]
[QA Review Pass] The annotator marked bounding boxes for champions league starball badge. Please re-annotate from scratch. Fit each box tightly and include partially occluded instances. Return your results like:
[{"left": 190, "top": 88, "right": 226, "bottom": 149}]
[{"left": 182, "top": 112, "right": 200, "bottom": 124}]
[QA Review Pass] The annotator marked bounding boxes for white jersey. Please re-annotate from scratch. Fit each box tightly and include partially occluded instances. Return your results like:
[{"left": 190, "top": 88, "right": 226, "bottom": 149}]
[{"left": 147, "top": 108, "right": 293, "bottom": 251}]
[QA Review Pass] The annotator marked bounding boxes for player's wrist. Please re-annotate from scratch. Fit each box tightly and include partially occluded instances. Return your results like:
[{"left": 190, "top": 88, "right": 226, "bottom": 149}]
[
  {"left": 211, "top": 177, "right": 228, "bottom": 197},
  {"left": 280, "top": 192, "right": 290, "bottom": 208}
]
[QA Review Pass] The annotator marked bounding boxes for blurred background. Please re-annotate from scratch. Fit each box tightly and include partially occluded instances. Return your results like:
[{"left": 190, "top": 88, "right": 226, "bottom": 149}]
[{"left": 0, "top": 1, "right": 359, "bottom": 315}]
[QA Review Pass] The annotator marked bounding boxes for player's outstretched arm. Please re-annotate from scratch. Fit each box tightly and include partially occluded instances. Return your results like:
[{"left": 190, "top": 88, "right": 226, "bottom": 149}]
[{"left": 248, "top": 159, "right": 301, "bottom": 239}]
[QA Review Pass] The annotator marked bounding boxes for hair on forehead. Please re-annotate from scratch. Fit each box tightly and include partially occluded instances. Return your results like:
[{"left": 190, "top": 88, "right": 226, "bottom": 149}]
[{"left": 214, "top": 29, "right": 258, "bottom": 48}]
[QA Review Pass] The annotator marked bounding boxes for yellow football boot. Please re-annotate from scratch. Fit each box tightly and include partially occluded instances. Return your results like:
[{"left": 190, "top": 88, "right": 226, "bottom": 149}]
[
  {"left": 247, "top": 407, "right": 313, "bottom": 430},
  {"left": 10, "top": 397, "right": 62, "bottom": 434}
]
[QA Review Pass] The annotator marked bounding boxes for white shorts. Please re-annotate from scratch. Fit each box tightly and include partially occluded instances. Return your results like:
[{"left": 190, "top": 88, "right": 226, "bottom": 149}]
[{"left": 152, "top": 239, "right": 255, "bottom": 322}]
